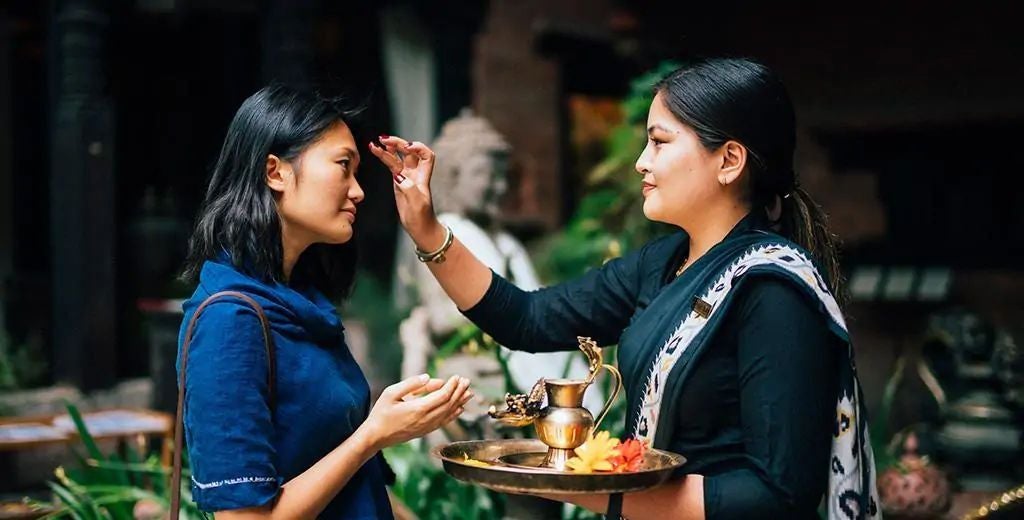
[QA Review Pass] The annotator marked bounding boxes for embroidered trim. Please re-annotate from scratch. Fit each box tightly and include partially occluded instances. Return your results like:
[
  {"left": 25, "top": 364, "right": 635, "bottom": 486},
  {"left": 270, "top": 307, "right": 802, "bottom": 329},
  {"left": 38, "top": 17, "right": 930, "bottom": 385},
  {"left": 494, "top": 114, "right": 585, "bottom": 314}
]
[
  {"left": 629, "top": 242, "right": 880, "bottom": 520},
  {"left": 632, "top": 242, "right": 843, "bottom": 442},
  {"left": 191, "top": 475, "right": 277, "bottom": 490}
]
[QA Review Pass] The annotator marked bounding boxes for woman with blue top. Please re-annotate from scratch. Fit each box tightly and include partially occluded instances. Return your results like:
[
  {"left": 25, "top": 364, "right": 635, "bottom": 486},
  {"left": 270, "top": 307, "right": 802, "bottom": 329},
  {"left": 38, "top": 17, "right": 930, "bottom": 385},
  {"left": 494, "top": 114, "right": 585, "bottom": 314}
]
[
  {"left": 177, "top": 85, "right": 473, "bottom": 519},
  {"left": 372, "top": 58, "right": 880, "bottom": 519}
]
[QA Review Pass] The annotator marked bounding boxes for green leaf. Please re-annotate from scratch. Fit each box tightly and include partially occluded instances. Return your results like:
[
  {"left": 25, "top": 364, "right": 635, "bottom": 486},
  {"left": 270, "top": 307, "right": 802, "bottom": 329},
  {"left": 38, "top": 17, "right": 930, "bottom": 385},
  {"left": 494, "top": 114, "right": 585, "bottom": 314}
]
[
  {"left": 61, "top": 402, "right": 133, "bottom": 517},
  {"left": 46, "top": 481, "right": 93, "bottom": 520},
  {"left": 85, "top": 458, "right": 169, "bottom": 475},
  {"left": 63, "top": 404, "right": 102, "bottom": 461}
]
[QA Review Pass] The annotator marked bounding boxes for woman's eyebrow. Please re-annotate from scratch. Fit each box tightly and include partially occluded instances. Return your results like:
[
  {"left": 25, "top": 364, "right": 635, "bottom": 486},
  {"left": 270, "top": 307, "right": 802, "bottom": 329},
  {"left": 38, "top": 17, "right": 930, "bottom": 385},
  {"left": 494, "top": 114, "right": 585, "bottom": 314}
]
[{"left": 647, "top": 124, "right": 675, "bottom": 135}]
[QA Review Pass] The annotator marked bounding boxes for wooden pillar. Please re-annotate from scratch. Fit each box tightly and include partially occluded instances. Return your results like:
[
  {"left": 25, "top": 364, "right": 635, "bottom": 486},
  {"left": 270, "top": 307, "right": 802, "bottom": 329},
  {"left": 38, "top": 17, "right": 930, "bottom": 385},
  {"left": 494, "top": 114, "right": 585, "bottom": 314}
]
[
  {"left": 0, "top": 13, "right": 12, "bottom": 333},
  {"left": 49, "top": 0, "right": 117, "bottom": 391}
]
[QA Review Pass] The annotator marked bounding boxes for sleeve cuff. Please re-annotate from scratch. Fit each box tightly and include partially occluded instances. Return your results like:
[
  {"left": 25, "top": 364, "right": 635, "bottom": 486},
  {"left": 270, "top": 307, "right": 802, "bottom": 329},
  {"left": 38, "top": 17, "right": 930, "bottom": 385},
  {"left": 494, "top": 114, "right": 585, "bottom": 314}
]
[
  {"left": 460, "top": 269, "right": 504, "bottom": 320},
  {"left": 192, "top": 474, "right": 282, "bottom": 512}
]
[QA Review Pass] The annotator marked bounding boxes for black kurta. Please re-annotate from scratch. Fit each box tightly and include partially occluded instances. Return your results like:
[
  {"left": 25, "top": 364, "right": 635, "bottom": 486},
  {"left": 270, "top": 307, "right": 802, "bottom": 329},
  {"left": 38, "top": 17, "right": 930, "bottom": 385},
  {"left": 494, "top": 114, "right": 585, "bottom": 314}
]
[{"left": 463, "top": 216, "right": 837, "bottom": 519}]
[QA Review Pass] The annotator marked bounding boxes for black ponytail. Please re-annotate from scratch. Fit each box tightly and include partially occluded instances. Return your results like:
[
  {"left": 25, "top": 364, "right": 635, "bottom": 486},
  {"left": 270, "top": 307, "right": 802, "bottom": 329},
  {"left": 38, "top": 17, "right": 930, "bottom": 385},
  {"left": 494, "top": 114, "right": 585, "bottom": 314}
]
[
  {"left": 779, "top": 186, "right": 846, "bottom": 304},
  {"left": 656, "top": 57, "right": 846, "bottom": 304}
]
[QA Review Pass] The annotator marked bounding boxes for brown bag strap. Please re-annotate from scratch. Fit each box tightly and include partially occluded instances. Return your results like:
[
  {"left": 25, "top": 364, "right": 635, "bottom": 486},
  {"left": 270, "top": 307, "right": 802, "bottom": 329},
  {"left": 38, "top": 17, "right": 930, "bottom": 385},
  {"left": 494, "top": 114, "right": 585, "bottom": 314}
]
[{"left": 169, "top": 291, "right": 276, "bottom": 520}]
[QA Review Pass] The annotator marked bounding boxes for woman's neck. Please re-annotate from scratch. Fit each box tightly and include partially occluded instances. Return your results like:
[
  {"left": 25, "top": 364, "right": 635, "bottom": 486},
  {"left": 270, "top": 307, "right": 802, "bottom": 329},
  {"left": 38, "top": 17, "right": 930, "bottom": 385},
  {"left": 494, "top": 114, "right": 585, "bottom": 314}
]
[
  {"left": 280, "top": 223, "right": 311, "bottom": 283},
  {"left": 684, "top": 205, "right": 750, "bottom": 265}
]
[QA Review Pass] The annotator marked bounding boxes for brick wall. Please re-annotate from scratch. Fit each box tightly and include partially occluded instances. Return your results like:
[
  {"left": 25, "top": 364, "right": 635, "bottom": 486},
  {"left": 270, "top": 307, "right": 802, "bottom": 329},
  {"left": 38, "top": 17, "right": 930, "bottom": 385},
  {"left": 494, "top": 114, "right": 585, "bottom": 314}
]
[{"left": 472, "top": 0, "right": 612, "bottom": 230}]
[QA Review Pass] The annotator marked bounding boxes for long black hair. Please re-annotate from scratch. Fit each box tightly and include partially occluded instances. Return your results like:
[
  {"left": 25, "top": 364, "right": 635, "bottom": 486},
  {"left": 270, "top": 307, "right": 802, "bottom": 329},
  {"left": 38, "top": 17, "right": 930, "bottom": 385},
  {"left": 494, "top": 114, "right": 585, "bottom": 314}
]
[
  {"left": 182, "top": 84, "right": 362, "bottom": 301},
  {"left": 656, "top": 57, "right": 845, "bottom": 302}
]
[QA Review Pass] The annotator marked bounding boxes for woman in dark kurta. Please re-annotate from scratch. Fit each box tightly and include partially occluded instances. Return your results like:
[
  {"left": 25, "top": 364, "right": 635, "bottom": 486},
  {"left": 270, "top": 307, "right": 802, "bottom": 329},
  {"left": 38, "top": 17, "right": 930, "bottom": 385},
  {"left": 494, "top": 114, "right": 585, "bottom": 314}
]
[
  {"left": 177, "top": 86, "right": 473, "bottom": 519},
  {"left": 372, "top": 58, "right": 879, "bottom": 519}
]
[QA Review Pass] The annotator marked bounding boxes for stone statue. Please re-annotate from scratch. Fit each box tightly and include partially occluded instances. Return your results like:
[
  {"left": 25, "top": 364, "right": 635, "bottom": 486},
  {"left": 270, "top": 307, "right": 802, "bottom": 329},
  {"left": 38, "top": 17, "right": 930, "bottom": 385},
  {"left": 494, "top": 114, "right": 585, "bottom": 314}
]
[
  {"left": 394, "top": 109, "right": 599, "bottom": 419},
  {"left": 922, "top": 309, "right": 1024, "bottom": 490}
]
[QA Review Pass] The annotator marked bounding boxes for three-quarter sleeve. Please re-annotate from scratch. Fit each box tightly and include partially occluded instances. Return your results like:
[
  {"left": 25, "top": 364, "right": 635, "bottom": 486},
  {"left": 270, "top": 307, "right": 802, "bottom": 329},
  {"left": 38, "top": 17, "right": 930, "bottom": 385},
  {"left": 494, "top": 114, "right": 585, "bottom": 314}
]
[
  {"left": 180, "top": 300, "right": 282, "bottom": 511},
  {"left": 703, "top": 277, "right": 838, "bottom": 520},
  {"left": 461, "top": 235, "right": 674, "bottom": 352}
]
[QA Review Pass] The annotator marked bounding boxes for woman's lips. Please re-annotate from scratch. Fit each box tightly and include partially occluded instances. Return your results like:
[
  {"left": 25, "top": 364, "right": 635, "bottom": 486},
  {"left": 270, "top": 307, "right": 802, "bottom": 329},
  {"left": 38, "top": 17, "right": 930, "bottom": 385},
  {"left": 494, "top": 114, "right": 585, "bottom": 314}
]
[
  {"left": 341, "top": 207, "right": 357, "bottom": 221},
  {"left": 641, "top": 182, "right": 656, "bottom": 196}
]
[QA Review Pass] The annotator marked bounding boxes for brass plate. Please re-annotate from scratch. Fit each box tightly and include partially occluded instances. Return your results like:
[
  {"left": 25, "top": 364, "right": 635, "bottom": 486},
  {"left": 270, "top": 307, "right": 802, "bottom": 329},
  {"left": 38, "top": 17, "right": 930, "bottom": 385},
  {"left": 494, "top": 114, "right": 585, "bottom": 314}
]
[
  {"left": 498, "top": 452, "right": 557, "bottom": 470},
  {"left": 433, "top": 439, "right": 686, "bottom": 495}
]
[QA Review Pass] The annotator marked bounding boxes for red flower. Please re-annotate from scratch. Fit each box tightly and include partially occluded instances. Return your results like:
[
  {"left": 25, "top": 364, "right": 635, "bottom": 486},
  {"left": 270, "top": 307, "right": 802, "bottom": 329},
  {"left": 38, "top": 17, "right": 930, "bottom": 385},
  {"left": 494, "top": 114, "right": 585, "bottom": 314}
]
[{"left": 608, "top": 438, "right": 647, "bottom": 473}]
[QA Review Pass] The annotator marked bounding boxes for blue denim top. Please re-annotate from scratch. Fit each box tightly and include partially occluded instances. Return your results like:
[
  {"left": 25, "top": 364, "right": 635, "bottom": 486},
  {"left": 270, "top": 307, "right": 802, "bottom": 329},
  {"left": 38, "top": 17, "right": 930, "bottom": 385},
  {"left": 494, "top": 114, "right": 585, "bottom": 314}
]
[{"left": 177, "top": 259, "right": 393, "bottom": 519}]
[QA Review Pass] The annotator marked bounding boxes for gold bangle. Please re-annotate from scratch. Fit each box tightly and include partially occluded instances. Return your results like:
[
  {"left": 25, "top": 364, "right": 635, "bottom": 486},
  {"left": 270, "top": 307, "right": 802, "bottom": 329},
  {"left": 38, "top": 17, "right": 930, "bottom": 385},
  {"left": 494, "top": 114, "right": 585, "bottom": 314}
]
[{"left": 415, "top": 225, "right": 454, "bottom": 264}]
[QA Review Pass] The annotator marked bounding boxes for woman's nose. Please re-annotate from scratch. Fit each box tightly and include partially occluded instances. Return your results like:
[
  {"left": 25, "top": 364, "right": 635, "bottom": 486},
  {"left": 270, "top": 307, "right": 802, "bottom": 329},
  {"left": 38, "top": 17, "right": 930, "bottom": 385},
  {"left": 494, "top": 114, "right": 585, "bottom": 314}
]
[
  {"left": 635, "top": 144, "right": 653, "bottom": 175},
  {"left": 635, "top": 155, "right": 652, "bottom": 175},
  {"left": 351, "top": 179, "right": 366, "bottom": 203}
]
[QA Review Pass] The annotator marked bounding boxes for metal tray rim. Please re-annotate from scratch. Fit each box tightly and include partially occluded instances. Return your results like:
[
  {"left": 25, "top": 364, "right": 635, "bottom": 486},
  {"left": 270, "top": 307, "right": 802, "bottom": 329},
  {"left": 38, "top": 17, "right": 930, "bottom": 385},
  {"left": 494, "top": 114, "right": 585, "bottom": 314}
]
[{"left": 432, "top": 439, "right": 687, "bottom": 495}]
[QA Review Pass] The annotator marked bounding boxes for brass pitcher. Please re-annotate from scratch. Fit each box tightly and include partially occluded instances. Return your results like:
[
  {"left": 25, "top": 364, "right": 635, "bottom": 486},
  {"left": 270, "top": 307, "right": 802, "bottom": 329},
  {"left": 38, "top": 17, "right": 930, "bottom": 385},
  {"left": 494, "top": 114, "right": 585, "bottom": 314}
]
[{"left": 489, "top": 337, "right": 623, "bottom": 470}]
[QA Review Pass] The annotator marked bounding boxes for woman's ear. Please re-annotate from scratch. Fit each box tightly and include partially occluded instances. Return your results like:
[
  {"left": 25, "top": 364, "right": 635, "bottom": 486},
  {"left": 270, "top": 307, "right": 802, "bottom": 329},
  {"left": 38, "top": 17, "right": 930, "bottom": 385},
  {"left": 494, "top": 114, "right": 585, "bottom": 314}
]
[
  {"left": 266, "top": 154, "right": 291, "bottom": 193},
  {"left": 717, "top": 140, "right": 747, "bottom": 186}
]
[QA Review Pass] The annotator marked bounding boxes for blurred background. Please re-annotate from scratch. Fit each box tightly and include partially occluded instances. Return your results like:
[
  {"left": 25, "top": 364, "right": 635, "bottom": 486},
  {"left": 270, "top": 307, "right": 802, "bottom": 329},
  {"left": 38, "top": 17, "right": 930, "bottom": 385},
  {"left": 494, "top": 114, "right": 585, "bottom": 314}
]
[{"left": 1, "top": 1, "right": 1022, "bottom": 519}]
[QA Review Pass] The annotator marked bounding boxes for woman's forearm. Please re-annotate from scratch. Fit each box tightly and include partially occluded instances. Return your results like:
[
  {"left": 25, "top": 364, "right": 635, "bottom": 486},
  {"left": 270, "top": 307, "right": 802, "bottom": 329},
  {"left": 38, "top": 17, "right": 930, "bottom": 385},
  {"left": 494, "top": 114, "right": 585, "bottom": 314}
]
[
  {"left": 215, "top": 425, "right": 382, "bottom": 519},
  {"left": 410, "top": 219, "right": 494, "bottom": 311},
  {"left": 275, "top": 425, "right": 383, "bottom": 518},
  {"left": 541, "top": 474, "right": 705, "bottom": 520}
]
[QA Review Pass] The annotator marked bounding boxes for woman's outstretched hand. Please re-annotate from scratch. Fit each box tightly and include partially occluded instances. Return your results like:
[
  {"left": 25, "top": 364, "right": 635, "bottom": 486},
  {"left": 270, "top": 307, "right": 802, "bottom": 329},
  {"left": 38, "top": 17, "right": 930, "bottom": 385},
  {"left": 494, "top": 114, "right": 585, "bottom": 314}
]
[
  {"left": 362, "top": 374, "right": 473, "bottom": 449},
  {"left": 369, "top": 136, "right": 442, "bottom": 245},
  {"left": 368, "top": 134, "right": 495, "bottom": 312}
]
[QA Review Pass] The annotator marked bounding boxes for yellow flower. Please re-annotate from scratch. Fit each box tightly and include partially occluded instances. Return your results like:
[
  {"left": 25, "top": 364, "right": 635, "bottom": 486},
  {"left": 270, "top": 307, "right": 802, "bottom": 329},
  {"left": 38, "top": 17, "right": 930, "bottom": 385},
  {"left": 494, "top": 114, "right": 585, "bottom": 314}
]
[
  {"left": 461, "top": 454, "right": 491, "bottom": 468},
  {"left": 53, "top": 466, "right": 76, "bottom": 487},
  {"left": 566, "top": 431, "right": 621, "bottom": 473}
]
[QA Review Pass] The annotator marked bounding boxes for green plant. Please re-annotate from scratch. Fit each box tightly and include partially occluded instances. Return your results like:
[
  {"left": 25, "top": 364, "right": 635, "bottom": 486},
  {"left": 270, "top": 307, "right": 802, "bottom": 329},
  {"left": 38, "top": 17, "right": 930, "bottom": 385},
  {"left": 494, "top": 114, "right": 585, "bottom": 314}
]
[
  {"left": 536, "top": 60, "right": 681, "bottom": 283},
  {"left": 25, "top": 403, "right": 207, "bottom": 520},
  {"left": 384, "top": 441, "right": 505, "bottom": 520},
  {"left": 0, "top": 328, "right": 47, "bottom": 390},
  {"left": 344, "top": 271, "right": 405, "bottom": 383}
]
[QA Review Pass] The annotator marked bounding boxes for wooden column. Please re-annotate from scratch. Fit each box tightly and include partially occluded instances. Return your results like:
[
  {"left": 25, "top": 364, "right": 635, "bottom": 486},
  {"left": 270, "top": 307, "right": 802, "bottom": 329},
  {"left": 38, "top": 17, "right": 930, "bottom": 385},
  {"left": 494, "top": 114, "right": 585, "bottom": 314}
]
[
  {"left": 0, "top": 13, "right": 12, "bottom": 333},
  {"left": 49, "top": 0, "right": 116, "bottom": 391}
]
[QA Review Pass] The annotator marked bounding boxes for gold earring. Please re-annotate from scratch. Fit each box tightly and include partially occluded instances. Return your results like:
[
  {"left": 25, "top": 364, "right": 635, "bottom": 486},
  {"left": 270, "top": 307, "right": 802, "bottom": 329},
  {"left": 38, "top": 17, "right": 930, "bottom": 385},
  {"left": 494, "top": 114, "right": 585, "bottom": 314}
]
[{"left": 719, "top": 177, "right": 728, "bottom": 186}]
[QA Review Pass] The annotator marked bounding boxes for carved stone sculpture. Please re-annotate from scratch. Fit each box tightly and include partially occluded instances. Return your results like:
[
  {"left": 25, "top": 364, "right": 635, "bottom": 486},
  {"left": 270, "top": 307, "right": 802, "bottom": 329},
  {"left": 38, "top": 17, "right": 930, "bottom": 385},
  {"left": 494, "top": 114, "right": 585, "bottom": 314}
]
[{"left": 394, "top": 109, "right": 598, "bottom": 421}]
